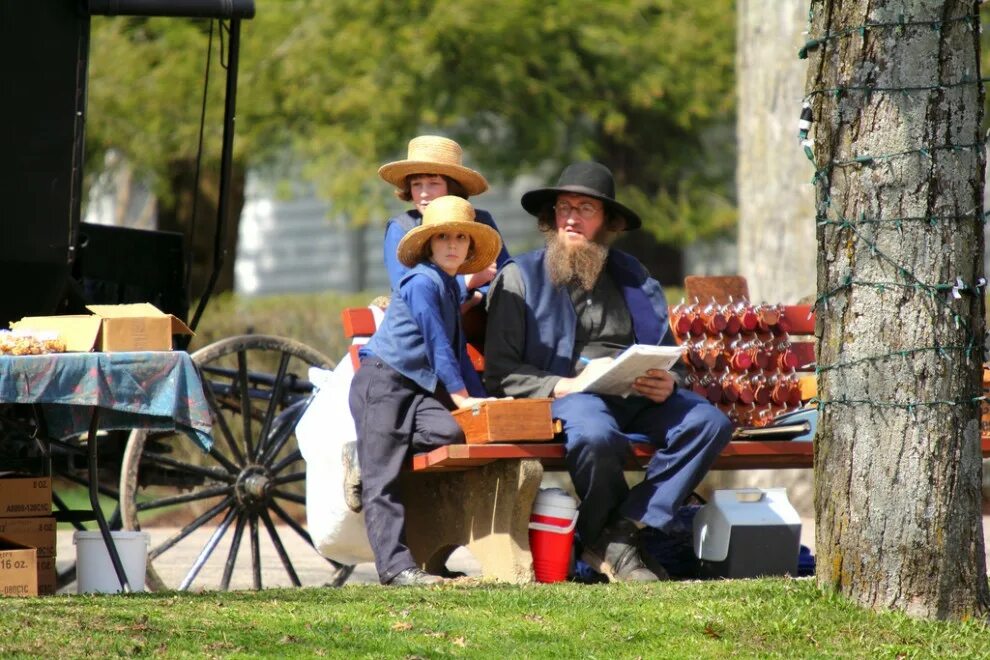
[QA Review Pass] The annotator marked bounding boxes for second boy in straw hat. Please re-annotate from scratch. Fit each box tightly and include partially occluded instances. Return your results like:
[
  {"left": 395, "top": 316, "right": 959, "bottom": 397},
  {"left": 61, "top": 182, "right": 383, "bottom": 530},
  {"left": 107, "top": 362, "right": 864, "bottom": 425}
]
[
  {"left": 348, "top": 195, "right": 503, "bottom": 586},
  {"left": 379, "top": 135, "right": 510, "bottom": 311}
]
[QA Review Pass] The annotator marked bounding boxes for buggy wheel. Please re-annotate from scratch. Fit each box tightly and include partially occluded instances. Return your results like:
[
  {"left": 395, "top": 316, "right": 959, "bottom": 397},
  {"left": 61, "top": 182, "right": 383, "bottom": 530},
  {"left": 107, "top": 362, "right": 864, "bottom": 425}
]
[{"left": 119, "top": 334, "right": 354, "bottom": 591}]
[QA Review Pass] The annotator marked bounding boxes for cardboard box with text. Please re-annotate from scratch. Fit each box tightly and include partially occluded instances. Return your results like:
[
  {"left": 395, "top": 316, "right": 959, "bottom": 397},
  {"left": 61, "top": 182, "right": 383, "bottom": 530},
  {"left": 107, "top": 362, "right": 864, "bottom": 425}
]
[
  {"left": 12, "top": 303, "right": 192, "bottom": 352},
  {"left": 0, "top": 517, "right": 56, "bottom": 558},
  {"left": 0, "top": 539, "right": 38, "bottom": 598},
  {"left": 0, "top": 477, "right": 52, "bottom": 518}
]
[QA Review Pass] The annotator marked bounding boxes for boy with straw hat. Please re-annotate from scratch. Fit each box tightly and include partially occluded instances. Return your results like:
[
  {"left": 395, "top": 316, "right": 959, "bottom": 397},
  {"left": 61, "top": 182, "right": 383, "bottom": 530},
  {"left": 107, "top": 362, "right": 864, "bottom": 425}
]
[
  {"left": 378, "top": 135, "right": 510, "bottom": 311},
  {"left": 348, "top": 195, "right": 504, "bottom": 586}
]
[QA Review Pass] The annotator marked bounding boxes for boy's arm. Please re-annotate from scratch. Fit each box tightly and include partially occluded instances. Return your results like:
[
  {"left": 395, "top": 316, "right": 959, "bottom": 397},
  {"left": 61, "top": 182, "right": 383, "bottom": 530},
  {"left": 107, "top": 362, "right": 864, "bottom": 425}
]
[{"left": 401, "top": 275, "right": 466, "bottom": 395}]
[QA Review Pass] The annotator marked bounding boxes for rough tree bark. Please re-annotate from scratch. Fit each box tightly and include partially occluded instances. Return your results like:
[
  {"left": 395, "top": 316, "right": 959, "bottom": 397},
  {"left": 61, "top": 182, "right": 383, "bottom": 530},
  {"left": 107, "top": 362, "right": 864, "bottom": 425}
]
[
  {"left": 806, "top": 0, "right": 989, "bottom": 619},
  {"left": 737, "top": 0, "right": 817, "bottom": 304}
]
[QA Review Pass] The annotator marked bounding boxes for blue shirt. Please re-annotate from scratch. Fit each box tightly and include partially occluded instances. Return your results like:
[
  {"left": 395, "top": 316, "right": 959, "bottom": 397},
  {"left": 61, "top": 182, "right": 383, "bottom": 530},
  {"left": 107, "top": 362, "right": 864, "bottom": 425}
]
[
  {"left": 361, "top": 262, "right": 484, "bottom": 396},
  {"left": 383, "top": 208, "right": 511, "bottom": 301}
]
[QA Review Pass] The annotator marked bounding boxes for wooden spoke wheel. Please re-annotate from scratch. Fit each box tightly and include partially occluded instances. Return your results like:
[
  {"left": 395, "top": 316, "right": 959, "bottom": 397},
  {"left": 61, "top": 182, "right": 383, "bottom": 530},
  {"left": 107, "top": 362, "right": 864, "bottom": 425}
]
[{"left": 119, "top": 335, "right": 354, "bottom": 591}]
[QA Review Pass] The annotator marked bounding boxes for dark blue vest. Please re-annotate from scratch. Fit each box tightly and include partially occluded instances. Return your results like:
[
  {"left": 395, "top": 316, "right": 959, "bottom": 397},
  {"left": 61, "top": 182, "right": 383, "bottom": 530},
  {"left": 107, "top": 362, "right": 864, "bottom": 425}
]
[{"left": 511, "top": 248, "right": 673, "bottom": 377}]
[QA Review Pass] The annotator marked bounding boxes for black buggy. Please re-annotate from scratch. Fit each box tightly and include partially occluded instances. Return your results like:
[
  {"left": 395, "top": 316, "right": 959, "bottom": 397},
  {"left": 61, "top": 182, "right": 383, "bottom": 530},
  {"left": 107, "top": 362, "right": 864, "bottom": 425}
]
[{"left": 1, "top": 0, "right": 352, "bottom": 591}]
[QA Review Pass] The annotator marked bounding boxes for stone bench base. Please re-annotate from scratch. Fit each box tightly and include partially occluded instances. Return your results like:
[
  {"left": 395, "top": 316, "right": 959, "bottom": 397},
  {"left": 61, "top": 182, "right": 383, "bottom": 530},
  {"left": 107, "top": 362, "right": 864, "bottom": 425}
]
[{"left": 401, "top": 459, "right": 544, "bottom": 583}]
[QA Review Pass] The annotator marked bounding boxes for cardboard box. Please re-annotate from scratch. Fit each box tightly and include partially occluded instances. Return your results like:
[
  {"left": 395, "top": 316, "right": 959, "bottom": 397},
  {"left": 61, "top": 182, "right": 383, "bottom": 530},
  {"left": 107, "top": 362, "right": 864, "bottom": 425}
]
[
  {"left": 36, "top": 557, "right": 56, "bottom": 596},
  {"left": 0, "top": 517, "right": 56, "bottom": 558},
  {"left": 12, "top": 303, "right": 192, "bottom": 352},
  {"left": 0, "top": 538, "right": 38, "bottom": 598},
  {"left": 0, "top": 477, "right": 52, "bottom": 518},
  {"left": 452, "top": 398, "right": 558, "bottom": 444}
]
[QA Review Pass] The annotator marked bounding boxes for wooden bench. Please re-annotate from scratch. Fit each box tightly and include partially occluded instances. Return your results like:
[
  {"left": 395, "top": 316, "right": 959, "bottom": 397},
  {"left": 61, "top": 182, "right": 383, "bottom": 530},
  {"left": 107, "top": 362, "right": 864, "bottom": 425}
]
[{"left": 339, "top": 283, "right": 990, "bottom": 583}]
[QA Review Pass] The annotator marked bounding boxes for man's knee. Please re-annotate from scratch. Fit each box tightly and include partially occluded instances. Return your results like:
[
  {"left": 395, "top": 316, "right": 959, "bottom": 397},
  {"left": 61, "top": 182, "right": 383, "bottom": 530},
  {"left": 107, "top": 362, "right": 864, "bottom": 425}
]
[
  {"left": 697, "top": 406, "right": 733, "bottom": 451},
  {"left": 658, "top": 400, "right": 732, "bottom": 460},
  {"left": 565, "top": 422, "right": 626, "bottom": 468}
]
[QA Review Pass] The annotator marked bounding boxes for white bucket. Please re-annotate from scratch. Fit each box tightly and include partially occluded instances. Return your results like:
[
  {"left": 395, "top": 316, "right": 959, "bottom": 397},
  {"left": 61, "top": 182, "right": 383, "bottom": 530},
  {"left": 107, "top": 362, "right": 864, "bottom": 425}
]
[{"left": 73, "top": 531, "right": 150, "bottom": 594}]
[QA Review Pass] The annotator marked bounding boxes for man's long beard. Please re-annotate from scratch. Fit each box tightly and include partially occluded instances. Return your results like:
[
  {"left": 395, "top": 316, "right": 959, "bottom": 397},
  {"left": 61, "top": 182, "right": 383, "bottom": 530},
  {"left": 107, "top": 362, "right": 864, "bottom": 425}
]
[{"left": 545, "top": 231, "right": 609, "bottom": 291}]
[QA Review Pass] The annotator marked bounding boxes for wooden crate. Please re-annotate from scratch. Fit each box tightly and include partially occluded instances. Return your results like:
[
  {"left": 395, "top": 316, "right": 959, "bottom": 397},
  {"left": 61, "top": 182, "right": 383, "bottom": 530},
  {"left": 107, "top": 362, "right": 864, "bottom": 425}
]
[{"left": 452, "top": 398, "right": 557, "bottom": 444}]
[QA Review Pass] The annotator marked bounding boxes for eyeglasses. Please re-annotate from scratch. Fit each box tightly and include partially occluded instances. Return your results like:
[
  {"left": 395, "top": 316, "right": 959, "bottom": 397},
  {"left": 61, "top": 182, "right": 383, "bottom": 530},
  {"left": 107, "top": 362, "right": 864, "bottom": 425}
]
[{"left": 554, "top": 201, "right": 601, "bottom": 220}]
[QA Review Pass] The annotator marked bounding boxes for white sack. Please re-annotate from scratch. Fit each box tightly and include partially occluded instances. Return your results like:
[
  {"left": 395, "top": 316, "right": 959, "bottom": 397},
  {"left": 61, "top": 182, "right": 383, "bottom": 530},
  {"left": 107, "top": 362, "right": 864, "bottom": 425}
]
[{"left": 297, "top": 306, "right": 384, "bottom": 565}]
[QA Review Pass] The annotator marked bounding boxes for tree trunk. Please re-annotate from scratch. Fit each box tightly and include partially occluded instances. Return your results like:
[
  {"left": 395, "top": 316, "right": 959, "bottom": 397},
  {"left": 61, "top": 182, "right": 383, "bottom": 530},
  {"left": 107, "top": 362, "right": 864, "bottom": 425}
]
[
  {"left": 737, "top": 0, "right": 817, "bottom": 304},
  {"left": 807, "top": 0, "right": 988, "bottom": 619},
  {"left": 157, "top": 158, "right": 245, "bottom": 309}
]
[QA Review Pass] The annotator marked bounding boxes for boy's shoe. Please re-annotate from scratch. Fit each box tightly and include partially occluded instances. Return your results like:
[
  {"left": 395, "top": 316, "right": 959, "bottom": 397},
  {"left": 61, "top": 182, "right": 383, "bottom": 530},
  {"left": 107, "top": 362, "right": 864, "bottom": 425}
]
[
  {"left": 580, "top": 518, "right": 665, "bottom": 582},
  {"left": 386, "top": 568, "right": 444, "bottom": 586},
  {"left": 341, "top": 441, "right": 362, "bottom": 513}
]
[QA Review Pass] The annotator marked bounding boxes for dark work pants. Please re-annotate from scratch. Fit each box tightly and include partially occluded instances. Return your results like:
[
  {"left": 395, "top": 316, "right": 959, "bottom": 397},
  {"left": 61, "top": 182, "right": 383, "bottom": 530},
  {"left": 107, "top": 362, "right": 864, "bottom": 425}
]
[
  {"left": 551, "top": 388, "right": 732, "bottom": 544},
  {"left": 348, "top": 357, "right": 464, "bottom": 583}
]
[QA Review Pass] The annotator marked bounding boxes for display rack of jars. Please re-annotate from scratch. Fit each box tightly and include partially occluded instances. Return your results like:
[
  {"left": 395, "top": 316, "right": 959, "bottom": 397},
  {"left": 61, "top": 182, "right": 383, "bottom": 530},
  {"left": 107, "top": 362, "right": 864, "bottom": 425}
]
[{"left": 670, "top": 299, "right": 804, "bottom": 428}]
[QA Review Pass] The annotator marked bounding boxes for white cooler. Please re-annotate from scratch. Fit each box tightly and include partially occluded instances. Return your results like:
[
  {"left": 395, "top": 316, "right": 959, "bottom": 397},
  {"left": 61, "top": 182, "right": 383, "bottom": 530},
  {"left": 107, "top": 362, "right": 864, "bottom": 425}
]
[{"left": 693, "top": 488, "right": 801, "bottom": 579}]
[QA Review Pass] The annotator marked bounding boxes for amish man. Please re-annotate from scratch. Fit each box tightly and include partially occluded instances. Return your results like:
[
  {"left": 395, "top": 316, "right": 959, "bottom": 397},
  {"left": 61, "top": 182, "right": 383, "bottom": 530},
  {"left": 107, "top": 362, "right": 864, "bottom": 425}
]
[{"left": 484, "top": 162, "right": 732, "bottom": 582}]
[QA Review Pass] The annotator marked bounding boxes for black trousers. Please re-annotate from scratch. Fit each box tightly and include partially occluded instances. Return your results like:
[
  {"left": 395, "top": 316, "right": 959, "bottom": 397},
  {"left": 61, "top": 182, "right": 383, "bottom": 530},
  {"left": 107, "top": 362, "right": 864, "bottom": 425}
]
[{"left": 348, "top": 357, "right": 464, "bottom": 583}]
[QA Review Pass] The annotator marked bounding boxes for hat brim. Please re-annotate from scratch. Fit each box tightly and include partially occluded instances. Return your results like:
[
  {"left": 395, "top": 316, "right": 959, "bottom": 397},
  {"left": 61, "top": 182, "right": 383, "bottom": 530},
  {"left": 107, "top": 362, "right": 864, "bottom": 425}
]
[
  {"left": 521, "top": 185, "right": 642, "bottom": 230},
  {"left": 396, "top": 221, "right": 502, "bottom": 275},
  {"left": 378, "top": 160, "right": 489, "bottom": 197}
]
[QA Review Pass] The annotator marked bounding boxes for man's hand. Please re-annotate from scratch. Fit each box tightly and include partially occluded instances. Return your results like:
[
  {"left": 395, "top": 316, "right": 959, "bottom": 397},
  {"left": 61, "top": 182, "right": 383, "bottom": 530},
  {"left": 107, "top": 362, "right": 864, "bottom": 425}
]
[
  {"left": 552, "top": 357, "right": 614, "bottom": 398},
  {"left": 631, "top": 369, "right": 676, "bottom": 403}
]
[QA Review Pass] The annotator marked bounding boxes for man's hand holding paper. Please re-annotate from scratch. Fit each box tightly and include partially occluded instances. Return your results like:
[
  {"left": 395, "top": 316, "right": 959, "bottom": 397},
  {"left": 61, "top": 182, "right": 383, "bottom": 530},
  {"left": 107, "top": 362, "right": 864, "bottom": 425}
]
[
  {"left": 566, "top": 344, "right": 686, "bottom": 399},
  {"left": 631, "top": 369, "right": 676, "bottom": 403}
]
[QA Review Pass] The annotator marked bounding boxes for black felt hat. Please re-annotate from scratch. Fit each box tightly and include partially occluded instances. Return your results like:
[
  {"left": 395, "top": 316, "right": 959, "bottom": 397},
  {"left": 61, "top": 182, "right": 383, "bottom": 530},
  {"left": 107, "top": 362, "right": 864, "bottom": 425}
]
[{"left": 520, "top": 161, "right": 641, "bottom": 230}]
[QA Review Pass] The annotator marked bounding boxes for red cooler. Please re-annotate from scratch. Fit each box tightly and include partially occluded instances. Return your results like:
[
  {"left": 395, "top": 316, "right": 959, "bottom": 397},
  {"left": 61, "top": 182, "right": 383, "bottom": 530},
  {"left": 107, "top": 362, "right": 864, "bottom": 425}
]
[{"left": 528, "top": 488, "right": 578, "bottom": 583}]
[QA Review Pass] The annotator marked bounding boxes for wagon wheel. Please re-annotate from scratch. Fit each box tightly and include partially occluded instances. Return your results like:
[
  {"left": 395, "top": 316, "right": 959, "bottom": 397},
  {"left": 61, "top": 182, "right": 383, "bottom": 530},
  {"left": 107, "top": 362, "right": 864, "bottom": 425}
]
[{"left": 119, "top": 334, "right": 355, "bottom": 591}]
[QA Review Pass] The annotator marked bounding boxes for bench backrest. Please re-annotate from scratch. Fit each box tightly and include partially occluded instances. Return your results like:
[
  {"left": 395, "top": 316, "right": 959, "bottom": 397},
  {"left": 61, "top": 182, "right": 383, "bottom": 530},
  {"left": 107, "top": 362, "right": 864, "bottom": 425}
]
[{"left": 339, "top": 275, "right": 818, "bottom": 428}]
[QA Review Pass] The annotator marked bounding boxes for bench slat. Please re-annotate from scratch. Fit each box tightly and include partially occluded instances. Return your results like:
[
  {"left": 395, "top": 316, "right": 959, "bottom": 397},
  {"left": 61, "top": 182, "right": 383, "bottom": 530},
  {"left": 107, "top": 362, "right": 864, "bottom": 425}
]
[
  {"left": 791, "top": 341, "right": 816, "bottom": 369},
  {"left": 410, "top": 435, "right": 990, "bottom": 473},
  {"left": 341, "top": 307, "right": 377, "bottom": 339},
  {"left": 466, "top": 343, "right": 485, "bottom": 372},
  {"left": 781, "top": 304, "right": 815, "bottom": 335}
]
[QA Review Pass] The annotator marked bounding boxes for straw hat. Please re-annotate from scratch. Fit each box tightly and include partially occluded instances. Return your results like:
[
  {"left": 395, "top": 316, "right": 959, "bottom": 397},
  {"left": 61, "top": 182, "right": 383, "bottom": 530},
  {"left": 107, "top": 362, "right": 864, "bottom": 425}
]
[
  {"left": 396, "top": 196, "right": 502, "bottom": 274},
  {"left": 521, "top": 161, "right": 641, "bottom": 230},
  {"left": 378, "top": 136, "right": 489, "bottom": 196}
]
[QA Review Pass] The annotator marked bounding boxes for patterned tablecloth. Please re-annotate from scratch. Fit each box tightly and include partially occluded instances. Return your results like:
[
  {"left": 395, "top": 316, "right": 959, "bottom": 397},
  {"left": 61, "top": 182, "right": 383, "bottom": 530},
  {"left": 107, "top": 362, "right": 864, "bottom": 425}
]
[{"left": 0, "top": 351, "right": 213, "bottom": 451}]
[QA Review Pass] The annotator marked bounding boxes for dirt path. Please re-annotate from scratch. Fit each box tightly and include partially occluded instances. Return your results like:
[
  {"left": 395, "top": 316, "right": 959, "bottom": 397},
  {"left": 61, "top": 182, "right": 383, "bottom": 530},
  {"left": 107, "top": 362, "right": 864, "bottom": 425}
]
[
  {"left": 55, "top": 527, "right": 477, "bottom": 593},
  {"left": 55, "top": 517, "right": 990, "bottom": 593}
]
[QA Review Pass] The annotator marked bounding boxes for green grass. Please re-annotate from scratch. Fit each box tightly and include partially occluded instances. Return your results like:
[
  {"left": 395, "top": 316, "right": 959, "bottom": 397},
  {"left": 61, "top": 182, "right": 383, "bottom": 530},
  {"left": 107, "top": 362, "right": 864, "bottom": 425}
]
[{"left": 2, "top": 580, "right": 989, "bottom": 658}]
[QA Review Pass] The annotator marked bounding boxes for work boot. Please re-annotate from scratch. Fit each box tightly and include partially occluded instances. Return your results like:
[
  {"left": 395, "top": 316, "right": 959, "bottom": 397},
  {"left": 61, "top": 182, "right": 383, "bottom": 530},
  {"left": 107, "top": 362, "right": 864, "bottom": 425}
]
[
  {"left": 386, "top": 568, "right": 444, "bottom": 586},
  {"left": 341, "top": 441, "right": 362, "bottom": 513},
  {"left": 580, "top": 518, "right": 664, "bottom": 582}
]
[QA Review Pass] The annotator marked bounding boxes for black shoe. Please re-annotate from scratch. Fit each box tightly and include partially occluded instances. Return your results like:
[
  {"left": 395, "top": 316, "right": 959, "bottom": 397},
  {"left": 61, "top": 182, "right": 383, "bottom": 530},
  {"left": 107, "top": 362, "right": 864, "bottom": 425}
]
[
  {"left": 580, "top": 518, "right": 664, "bottom": 583},
  {"left": 386, "top": 568, "right": 444, "bottom": 586},
  {"left": 342, "top": 441, "right": 362, "bottom": 513}
]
